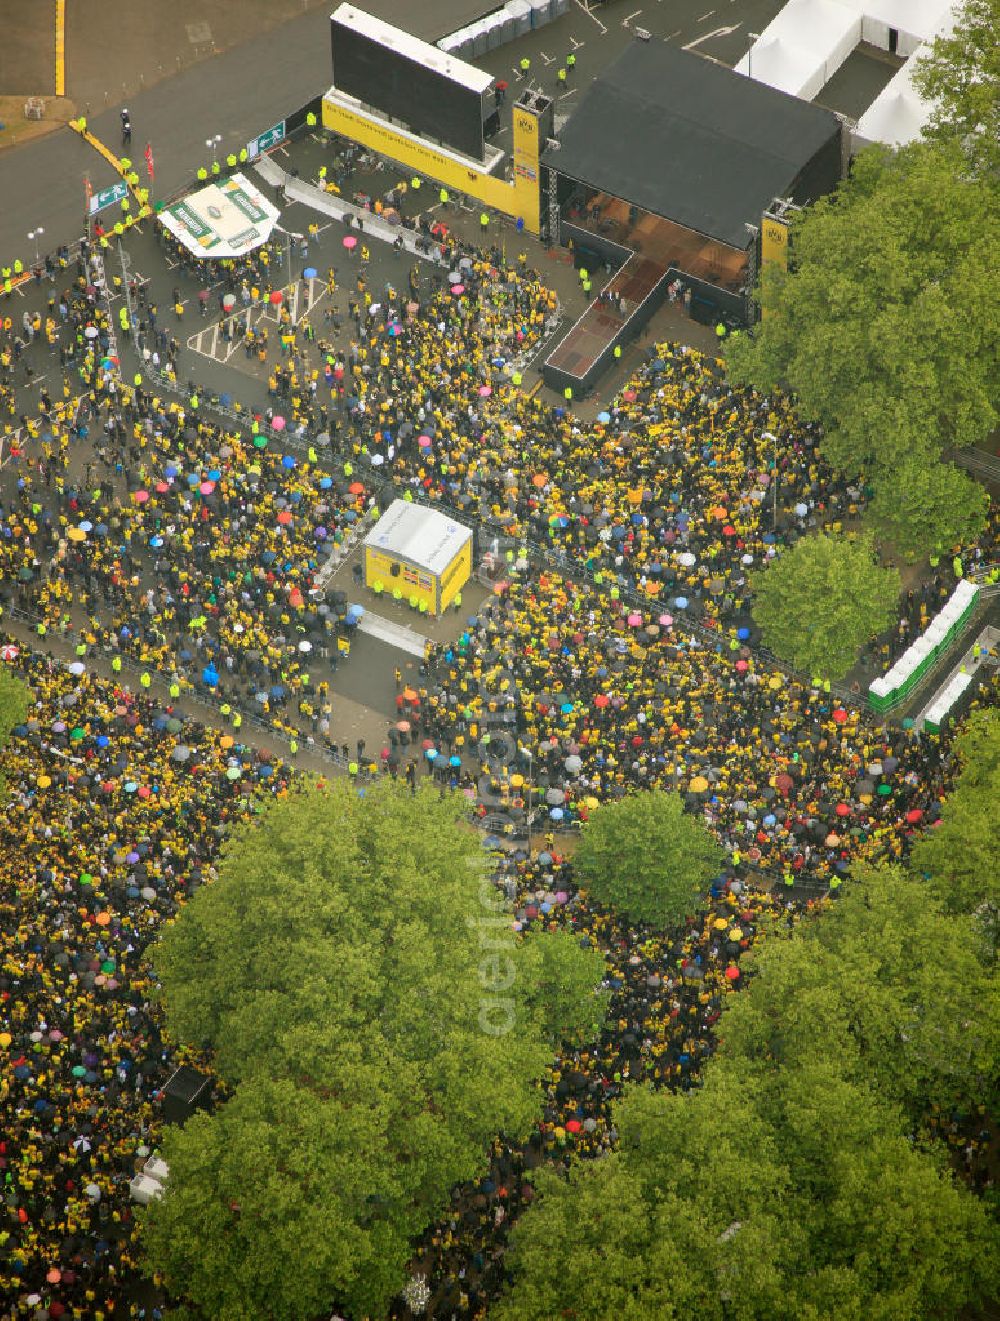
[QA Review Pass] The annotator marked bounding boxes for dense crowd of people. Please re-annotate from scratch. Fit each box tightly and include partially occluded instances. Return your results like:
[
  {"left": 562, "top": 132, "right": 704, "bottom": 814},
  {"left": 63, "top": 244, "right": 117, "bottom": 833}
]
[{"left": 1, "top": 206, "right": 997, "bottom": 1320}]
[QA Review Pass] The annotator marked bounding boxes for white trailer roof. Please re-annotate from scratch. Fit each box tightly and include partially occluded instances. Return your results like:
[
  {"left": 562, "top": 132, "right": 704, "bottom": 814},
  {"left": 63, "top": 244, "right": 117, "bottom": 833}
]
[{"left": 365, "top": 499, "right": 472, "bottom": 577}]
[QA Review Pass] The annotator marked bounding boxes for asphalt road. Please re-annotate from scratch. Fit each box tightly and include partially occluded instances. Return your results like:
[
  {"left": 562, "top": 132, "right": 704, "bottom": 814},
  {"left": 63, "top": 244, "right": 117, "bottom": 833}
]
[{"left": 0, "top": 0, "right": 789, "bottom": 261}]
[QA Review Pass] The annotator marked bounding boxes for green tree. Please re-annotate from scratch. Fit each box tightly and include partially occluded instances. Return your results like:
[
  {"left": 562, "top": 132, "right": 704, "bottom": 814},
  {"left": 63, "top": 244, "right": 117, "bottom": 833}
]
[
  {"left": 498, "top": 893, "right": 1000, "bottom": 1319},
  {"left": 865, "top": 459, "right": 989, "bottom": 561},
  {"left": 912, "top": 0, "right": 1000, "bottom": 180},
  {"left": 574, "top": 789, "right": 726, "bottom": 928},
  {"left": 0, "top": 669, "right": 30, "bottom": 796},
  {"left": 144, "top": 780, "right": 607, "bottom": 1319},
  {"left": 912, "top": 709, "right": 1000, "bottom": 932},
  {"left": 718, "top": 863, "right": 1000, "bottom": 1119},
  {"left": 750, "top": 531, "right": 899, "bottom": 679},
  {"left": 727, "top": 140, "right": 1000, "bottom": 478}
]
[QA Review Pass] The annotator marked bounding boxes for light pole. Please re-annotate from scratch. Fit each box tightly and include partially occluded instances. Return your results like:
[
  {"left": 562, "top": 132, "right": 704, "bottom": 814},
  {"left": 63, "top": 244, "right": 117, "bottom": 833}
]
[
  {"left": 205, "top": 134, "right": 222, "bottom": 169},
  {"left": 762, "top": 431, "right": 777, "bottom": 529},
  {"left": 28, "top": 227, "right": 44, "bottom": 264},
  {"left": 747, "top": 33, "right": 760, "bottom": 80},
  {"left": 523, "top": 746, "right": 533, "bottom": 852}
]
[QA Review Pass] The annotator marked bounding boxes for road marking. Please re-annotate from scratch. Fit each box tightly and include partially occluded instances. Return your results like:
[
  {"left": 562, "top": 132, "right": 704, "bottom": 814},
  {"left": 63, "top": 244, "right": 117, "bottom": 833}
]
[
  {"left": 186, "top": 278, "right": 328, "bottom": 365},
  {"left": 698, "top": 9, "right": 715, "bottom": 21},
  {"left": 569, "top": 34, "right": 586, "bottom": 49},
  {"left": 538, "top": 50, "right": 554, "bottom": 64},
  {"left": 683, "top": 23, "right": 737, "bottom": 50},
  {"left": 558, "top": 87, "right": 578, "bottom": 100},
  {"left": 623, "top": 9, "right": 642, "bottom": 25},
  {"left": 570, "top": 0, "right": 605, "bottom": 35}
]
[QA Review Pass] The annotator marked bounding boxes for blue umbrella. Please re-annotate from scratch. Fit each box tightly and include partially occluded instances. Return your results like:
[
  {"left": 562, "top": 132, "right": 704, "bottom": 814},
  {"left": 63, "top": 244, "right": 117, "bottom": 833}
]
[
  {"left": 303, "top": 266, "right": 318, "bottom": 279},
  {"left": 560, "top": 702, "right": 573, "bottom": 715},
  {"left": 319, "top": 476, "right": 333, "bottom": 489},
  {"left": 202, "top": 666, "right": 219, "bottom": 687},
  {"left": 149, "top": 536, "right": 163, "bottom": 548},
  {"left": 449, "top": 755, "right": 461, "bottom": 767},
  {"left": 737, "top": 627, "right": 750, "bottom": 640},
  {"left": 597, "top": 411, "right": 611, "bottom": 423},
  {"left": 550, "top": 807, "right": 564, "bottom": 820},
  {"left": 675, "top": 596, "right": 689, "bottom": 608},
  {"left": 282, "top": 454, "right": 296, "bottom": 469},
  {"left": 259, "top": 764, "right": 274, "bottom": 777},
  {"left": 208, "top": 468, "right": 221, "bottom": 481},
  {"left": 165, "top": 464, "right": 178, "bottom": 478},
  {"left": 220, "top": 393, "right": 232, "bottom": 407}
]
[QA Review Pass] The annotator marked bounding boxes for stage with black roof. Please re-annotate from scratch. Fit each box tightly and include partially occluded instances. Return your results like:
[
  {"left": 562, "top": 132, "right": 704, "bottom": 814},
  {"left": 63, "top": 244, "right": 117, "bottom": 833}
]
[
  {"left": 541, "top": 40, "right": 842, "bottom": 251},
  {"left": 539, "top": 40, "right": 843, "bottom": 398}
]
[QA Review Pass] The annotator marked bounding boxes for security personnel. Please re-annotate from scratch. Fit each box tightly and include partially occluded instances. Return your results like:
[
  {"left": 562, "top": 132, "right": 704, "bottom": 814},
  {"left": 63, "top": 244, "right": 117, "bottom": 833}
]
[
  {"left": 479, "top": 211, "right": 489, "bottom": 234},
  {"left": 613, "top": 344, "right": 622, "bottom": 360},
  {"left": 111, "top": 655, "right": 122, "bottom": 674},
  {"left": 232, "top": 710, "right": 242, "bottom": 731},
  {"left": 565, "top": 52, "right": 576, "bottom": 74},
  {"left": 557, "top": 67, "right": 567, "bottom": 87},
  {"left": 519, "top": 56, "right": 530, "bottom": 77},
  {"left": 197, "top": 166, "right": 208, "bottom": 182},
  {"left": 226, "top": 152, "right": 237, "bottom": 171},
  {"left": 439, "top": 187, "right": 449, "bottom": 206},
  {"left": 140, "top": 671, "right": 152, "bottom": 690},
  {"left": 715, "top": 321, "right": 727, "bottom": 341}
]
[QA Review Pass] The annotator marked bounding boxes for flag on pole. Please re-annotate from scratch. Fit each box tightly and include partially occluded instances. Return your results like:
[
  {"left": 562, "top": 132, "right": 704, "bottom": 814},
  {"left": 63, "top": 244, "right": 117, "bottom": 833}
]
[
  {"left": 84, "top": 174, "right": 93, "bottom": 212},
  {"left": 144, "top": 142, "right": 154, "bottom": 182}
]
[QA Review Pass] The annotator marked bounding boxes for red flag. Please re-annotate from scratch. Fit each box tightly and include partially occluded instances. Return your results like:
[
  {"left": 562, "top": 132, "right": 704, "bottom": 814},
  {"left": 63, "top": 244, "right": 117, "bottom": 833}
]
[{"left": 144, "top": 142, "right": 154, "bottom": 182}]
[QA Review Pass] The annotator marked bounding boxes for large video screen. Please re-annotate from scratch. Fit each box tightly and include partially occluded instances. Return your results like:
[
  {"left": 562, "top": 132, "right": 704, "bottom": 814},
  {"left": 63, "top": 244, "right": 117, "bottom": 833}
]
[{"left": 331, "top": 16, "right": 485, "bottom": 160}]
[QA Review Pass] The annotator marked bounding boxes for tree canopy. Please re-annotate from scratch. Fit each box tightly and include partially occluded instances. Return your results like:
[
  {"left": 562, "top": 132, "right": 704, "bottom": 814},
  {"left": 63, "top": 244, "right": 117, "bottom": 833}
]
[
  {"left": 497, "top": 864, "right": 1000, "bottom": 1320},
  {"left": 750, "top": 531, "right": 899, "bottom": 679},
  {"left": 864, "top": 458, "right": 989, "bottom": 562},
  {"left": 143, "top": 780, "right": 608, "bottom": 1319},
  {"left": 726, "top": 139, "right": 1000, "bottom": 484},
  {"left": 911, "top": 709, "right": 1000, "bottom": 945},
  {"left": 574, "top": 789, "right": 726, "bottom": 928},
  {"left": 912, "top": 0, "right": 1000, "bottom": 180},
  {"left": 0, "top": 668, "right": 30, "bottom": 796}
]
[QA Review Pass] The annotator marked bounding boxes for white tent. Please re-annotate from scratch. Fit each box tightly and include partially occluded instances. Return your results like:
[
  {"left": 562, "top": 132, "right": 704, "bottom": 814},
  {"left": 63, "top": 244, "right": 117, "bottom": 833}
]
[
  {"left": 736, "top": 0, "right": 961, "bottom": 148},
  {"left": 734, "top": 0, "right": 860, "bottom": 100}
]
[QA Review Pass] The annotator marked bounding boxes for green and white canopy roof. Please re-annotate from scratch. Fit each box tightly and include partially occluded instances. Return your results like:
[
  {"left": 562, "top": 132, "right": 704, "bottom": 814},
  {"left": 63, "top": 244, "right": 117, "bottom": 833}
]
[{"left": 158, "top": 173, "right": 280, "bottom": 259}]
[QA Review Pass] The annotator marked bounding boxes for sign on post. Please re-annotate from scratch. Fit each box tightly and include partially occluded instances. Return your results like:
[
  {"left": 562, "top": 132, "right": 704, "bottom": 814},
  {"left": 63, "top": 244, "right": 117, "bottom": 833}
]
[
  {"left": 88, "top": 180, "right": 128, "bottom": 216},
  {"left": 246, "top": 120, "right": 286, "bottom": 161}
]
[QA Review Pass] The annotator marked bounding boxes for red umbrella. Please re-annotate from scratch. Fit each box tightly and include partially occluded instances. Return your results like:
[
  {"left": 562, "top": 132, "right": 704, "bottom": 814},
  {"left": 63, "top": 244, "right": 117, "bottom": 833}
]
[
  {"left": 565, "top": 1119, "right": 582, "bottom": 1133},
  {"left": 832, "top": 707, "right": 848, "bottom": 724},
  {"left": 725, "top": 965, "right": 740, "bottom": 981},
  {"left": 269, "top": 290, "right": 283, "bottom": 305},
  {"left": 348, "top": 481, "right": 364, "bottom": 495},
  {"left": 594, "top": 694, "right": 610, "bottom": 709},
  {"left": 905, "top": 808, "right": 923, "bottom": 823},
  {"left": 835, "top": 802, "right": 850, "bottom": 817}
]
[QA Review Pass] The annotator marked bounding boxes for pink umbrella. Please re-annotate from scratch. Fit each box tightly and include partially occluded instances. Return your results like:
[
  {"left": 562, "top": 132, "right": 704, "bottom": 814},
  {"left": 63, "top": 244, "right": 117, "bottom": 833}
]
[
  {"left": 418, "top": 434, "right": 431, "bottom": 448},
  {"left": 450, "top": 283, "right": 465, "bottom": 294},
  {"left": 134, "top": 489, "right": 149, "bottom": 504},
  {"left": 659, "top": 613, "right": 673, "bottom": 627},
  {"left": 477, "top": 384, "right": 491, "bottom": 397},
  {"left": 199, "top": 480, "right": 215, "bottom": 495},
  {"left": 272, "top": 415, "right": 286, "bottom": 432},
  {"left": 343, "top": 234, "right": 357, "bottom": 250},
  {"left": 627, "top": 612, "right": 642, "bottom": 626}
]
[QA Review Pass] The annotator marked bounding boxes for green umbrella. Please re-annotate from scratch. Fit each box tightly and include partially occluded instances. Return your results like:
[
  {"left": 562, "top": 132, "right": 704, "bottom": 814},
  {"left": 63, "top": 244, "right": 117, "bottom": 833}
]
[
  {"left": 253, "top": 435, "right": 268, "bottom": 449},
  {"left": 101, "top": 960, "right": 115, "bottom": 974},
  {"left": 877, "top": 784, "right": 892, "bottom": 796},
  {"left": 72, "top": 1065, "right": 87, "bottom": 1078},
  {"left": 71, "top": 727, "right": 85, "bottom": 741}
]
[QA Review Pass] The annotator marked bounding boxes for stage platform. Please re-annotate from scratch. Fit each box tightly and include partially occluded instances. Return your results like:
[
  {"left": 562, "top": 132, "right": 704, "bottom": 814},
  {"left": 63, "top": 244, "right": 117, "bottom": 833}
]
[{"left": 543, "top": 254, "right": 670, "bottom": 397}]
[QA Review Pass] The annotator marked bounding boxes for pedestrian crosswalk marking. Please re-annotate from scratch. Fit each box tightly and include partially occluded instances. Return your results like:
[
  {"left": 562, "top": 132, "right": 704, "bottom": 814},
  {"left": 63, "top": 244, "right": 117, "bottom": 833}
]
[{"left": 186, "top": 278, "right": 328, "bottom": 364}]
